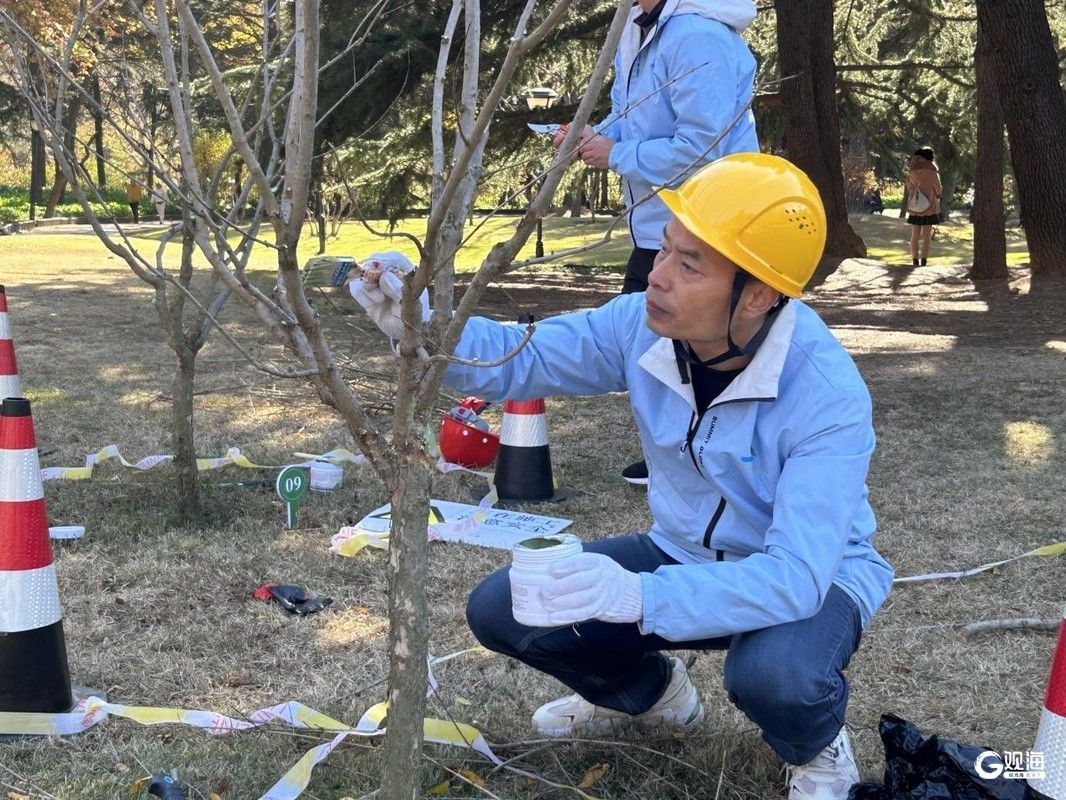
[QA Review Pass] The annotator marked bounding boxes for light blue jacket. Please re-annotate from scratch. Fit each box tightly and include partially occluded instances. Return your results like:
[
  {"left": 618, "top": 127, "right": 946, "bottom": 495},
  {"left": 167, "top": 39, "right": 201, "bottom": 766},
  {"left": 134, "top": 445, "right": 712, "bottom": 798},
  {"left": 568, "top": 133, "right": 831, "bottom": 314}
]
[
  {"left": 444, "top": 293, "right": 894, "bottom": 642},
  {"left": 597, "top": 0, "right": 760, "bottom": 249}
]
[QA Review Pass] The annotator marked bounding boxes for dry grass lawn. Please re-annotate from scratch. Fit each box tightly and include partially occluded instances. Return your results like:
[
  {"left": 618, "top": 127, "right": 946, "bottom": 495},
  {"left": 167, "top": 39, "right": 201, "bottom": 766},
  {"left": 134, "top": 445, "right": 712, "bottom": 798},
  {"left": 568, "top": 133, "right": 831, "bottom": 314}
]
[{"left": 0, "top": 220, "right": 1063, "bottom": 799}]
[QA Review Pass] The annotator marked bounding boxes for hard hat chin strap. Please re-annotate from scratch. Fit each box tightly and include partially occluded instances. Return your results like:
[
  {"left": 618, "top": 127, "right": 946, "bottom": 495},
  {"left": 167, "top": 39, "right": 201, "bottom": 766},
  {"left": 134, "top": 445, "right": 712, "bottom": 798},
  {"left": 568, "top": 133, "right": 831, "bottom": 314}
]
[{"left": 672, "top": 270, "right": 787, "bottom": 382}]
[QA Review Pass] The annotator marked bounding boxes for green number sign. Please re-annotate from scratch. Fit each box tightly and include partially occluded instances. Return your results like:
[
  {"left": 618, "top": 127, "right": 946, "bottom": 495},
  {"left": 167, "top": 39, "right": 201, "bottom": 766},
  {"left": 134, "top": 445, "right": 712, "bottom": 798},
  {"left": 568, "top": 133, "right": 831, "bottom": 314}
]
[{"left": 275, "top": 465, "right": 309, "bottom": 528}]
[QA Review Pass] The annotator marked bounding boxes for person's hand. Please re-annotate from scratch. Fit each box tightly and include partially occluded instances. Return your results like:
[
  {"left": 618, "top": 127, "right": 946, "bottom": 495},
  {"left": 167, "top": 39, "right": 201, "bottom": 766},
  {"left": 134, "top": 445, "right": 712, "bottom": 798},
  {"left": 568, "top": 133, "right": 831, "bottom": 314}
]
[
  {"left": 348, "top": 251, "right": 429, "bottom": 339},
  {"left": 898, "top": 208, "right": 906, "bottom": 220},
  {"left": 552, "top": 123, "right": 596, "bottom": 151},
  {"left": 577, "top": 133, "right": 614, "bottom": 169},
  {"left": 538, "top": 552, "right": 643, "bottom": 625}
]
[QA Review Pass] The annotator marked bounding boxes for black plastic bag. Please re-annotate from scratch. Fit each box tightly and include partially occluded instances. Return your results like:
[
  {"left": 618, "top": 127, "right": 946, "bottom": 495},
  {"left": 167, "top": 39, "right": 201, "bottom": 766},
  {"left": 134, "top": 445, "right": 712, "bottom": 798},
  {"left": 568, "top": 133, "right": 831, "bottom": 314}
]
[
  {"left": 849, "top": 714, "right": 1029, "bottom": 800},
  {"left": 147, "top": 774, "right": 188, "bottom": 799}
]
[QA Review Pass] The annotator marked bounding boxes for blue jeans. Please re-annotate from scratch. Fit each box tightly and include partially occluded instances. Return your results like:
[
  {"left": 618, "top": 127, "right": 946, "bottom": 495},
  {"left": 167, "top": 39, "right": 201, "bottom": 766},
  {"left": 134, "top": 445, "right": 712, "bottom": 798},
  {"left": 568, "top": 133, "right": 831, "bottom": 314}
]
[{"left": 466, "top": 533, "right": 863, "bottom": 765}]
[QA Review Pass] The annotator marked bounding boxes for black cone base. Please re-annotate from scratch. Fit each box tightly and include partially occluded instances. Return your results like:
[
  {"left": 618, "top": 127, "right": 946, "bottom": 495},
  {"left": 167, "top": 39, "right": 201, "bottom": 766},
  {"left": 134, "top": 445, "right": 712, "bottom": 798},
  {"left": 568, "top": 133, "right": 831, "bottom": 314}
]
[
  {"left": 0, "top": 620, "right": 74, "bottom": 712},
  {"left": 495, "top": 444, "right": 554, "bottom": 502}
]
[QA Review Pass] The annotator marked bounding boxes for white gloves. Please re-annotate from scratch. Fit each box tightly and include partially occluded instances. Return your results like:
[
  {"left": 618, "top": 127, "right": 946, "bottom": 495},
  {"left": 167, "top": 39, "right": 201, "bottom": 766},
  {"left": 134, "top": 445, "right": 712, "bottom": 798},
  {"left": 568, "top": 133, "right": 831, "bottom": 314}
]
[
  {"left": 348, "top": 251, "right": 430, "bottom": 339},
  {"left": 539, "top": 552, "right": 644, "bottom": 625}
]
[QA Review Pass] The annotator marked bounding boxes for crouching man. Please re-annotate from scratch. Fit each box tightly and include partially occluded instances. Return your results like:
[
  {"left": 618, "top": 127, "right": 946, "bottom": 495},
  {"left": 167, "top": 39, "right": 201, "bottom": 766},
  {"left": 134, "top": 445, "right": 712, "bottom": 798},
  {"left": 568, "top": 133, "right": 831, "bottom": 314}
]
[{"left": 352, "top": 153, "right": 893, "bottom": 800}]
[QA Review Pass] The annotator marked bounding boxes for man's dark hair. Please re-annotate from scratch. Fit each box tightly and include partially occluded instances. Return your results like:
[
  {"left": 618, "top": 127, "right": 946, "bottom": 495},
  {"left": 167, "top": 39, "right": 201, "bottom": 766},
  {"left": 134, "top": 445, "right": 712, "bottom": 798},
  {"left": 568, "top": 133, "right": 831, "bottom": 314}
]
[{"left": 913, "top": 146, "right": 935, "bottom": 162}]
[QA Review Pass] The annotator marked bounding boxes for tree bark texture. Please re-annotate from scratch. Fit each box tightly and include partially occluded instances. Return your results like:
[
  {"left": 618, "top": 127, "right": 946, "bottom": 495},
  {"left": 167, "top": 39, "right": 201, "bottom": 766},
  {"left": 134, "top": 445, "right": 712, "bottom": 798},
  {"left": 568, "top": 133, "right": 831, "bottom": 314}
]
[
  {"left": 971, "top": 16, "right": 1007, "bottom": 280},
  {"left": 44, "top": 93, "right": 82, "bottom": 217},
  {"left": 977, "top": 0, "right": 1066, "bottom": 281},
  {"left": 379, "top": 450, "right": 432, "bottom": 800},
  {"left": 775, "top": 0, "right": 866, "bottom": 260},
  {"left": 170, "top": 346, "right": 202, "bottom": 523}
]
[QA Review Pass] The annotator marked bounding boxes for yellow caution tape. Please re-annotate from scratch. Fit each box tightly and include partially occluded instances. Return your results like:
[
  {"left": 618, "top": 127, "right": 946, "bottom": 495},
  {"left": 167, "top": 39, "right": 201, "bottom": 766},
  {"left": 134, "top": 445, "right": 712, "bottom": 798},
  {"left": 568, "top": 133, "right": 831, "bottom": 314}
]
[
  {"left": 40, "top": 446, "right": 368, "bottom": 482},
  {"left": 0, "top": 649, "right": 497, "bottom": 800},
  {"left": 894, "top": 541, "right": 1066, "bottom": 584}
]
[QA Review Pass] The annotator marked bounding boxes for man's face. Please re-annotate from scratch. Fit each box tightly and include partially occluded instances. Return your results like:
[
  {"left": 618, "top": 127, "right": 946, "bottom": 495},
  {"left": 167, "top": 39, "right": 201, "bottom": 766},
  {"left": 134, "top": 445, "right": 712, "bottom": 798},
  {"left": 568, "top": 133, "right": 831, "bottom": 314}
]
[{"left": 644, "top": 217, "right": 739, "bottom": 358}]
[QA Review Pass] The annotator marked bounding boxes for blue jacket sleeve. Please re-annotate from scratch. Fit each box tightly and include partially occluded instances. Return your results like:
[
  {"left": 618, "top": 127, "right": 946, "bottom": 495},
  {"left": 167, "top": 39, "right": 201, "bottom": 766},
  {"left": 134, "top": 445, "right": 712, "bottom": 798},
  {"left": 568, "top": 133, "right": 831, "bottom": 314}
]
[
  {"left": 442, "top": 296, "right": 640, "bottom": 401},
  {"left": 639, "top": 388, "right": 875, "bottom": 640},
  {"left": 608, "top": 23, "right": 749, "bottom": 187},
  {"left": 594, "top": 53, "right": 625, "bottom": 141}
]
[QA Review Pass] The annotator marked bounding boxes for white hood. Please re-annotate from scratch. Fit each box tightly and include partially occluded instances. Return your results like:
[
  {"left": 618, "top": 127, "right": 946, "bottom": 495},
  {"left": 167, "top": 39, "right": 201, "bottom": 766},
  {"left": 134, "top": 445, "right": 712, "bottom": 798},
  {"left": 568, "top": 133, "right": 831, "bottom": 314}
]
[{"left": 618, "top": 0, "right": 756, "bottom": 77}]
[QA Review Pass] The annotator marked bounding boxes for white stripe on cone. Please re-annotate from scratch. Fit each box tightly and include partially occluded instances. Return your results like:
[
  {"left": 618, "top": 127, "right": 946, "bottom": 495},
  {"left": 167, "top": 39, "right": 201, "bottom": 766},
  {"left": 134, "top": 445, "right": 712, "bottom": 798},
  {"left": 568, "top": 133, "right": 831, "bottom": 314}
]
[
  {"left": 0, "top": 311, "right": 10, "bottom": 339},
  {"left": 1030, "top": 707, "right": 1065, "bottom": 797},
  {"left": 0, "top": 448, "right": 44, "bottom": 502},
  {"left": 499, "top": 413, "right": 548, "bottom": 447},
  {"left": 0, "top": 374, "right": 20, "bottom": 402},
  {"left": 0, "top": 564, "right": 63, "bottom": 632}
]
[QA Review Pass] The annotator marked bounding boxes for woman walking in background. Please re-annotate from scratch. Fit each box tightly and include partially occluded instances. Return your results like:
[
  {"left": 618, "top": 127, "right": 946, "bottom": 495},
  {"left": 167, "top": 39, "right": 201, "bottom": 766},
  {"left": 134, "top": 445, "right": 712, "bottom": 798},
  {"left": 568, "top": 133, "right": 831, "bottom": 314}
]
[{"left": 902, "top": 147, "right": 942, "bottom": 266}]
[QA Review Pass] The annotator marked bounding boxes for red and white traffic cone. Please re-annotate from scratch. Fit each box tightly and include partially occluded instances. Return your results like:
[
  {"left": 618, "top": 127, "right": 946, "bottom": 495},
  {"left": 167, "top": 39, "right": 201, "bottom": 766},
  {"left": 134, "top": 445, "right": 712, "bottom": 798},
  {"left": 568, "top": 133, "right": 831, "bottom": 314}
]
[
  {"left": 494, "top": 398, "right": 557, "bottom": 502},
  {"left": 0, "top": 286, "right": 22, "bottom": 402},
  {"left": 0, "top": 396, "right": 73, "bottom": 713},
  {"left": 1029, "top": 606, "right": 1066, "bottom": 799}
]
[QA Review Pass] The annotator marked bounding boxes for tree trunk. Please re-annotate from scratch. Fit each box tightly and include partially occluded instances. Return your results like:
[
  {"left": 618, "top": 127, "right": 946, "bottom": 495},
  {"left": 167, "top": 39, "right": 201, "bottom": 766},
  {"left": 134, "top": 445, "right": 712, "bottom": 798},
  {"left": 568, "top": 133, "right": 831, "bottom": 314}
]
[
  {"left": 29, "top": 124, "right": 45, "bottom": 221},
  {"left": 171, "top": 345, "right": 202, "bottom": 523},
  {"left": 774, "top": 0, "right": 866, "bottom": 261},
  {"left": 977, "top": 0, "right": 1066, "bottom": 283},
  {"left": 971, "top": 15, "right": 1007, "bottom": 280},
  {"left": 167, "top": 217, "right": 203, "bottom": 523},
  {"left": 92, "top": 73, "right": 106, "bottom": 188},
  {"left": 44, "top": 93, "right": 82, "bottom": 217},
  {"left": 379, "top": 449, "right": 432, "bottom": 800}
]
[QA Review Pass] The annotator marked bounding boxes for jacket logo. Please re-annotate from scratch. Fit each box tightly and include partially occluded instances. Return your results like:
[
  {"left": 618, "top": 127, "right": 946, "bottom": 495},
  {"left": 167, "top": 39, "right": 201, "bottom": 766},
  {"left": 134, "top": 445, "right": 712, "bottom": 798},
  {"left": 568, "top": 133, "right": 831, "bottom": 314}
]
[{"left": 740, "top": 447, "right": 755, "bottom": 464}]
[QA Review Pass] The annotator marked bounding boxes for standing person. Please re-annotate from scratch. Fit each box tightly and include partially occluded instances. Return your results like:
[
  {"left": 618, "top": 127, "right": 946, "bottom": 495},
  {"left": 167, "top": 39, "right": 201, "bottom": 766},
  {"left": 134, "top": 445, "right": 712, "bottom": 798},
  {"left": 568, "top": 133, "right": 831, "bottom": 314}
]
[
  {"left": 125, "top": 178, "right": 143, "bottom": 224},
  {"left": 152, "top": 185, "right": 167, "bottom": 224},
  {"left": 902, "top": 147, "right": 942, "bottom": 266},
  {"left": 352, "top": 154, "right": 893, "bottom": 800},
  {"left": 553, "top": 0, "right": 760, "bottom": 486}
]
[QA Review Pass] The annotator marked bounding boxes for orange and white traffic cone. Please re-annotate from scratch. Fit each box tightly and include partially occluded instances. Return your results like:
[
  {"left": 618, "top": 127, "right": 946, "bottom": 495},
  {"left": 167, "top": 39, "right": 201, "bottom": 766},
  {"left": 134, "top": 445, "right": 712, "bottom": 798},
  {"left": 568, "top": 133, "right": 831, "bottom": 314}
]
[
  {"left": 494, "top": 398, "right": 557, "bottom": 502},
  {"left": 1029, "top": 606, "right": 1066, "bottom": 799},
  {"left": 0, "top": 396, "right": 73, "bottom": 713},
  {"left": 0, "top": 286, "right": 22, "bottom": 402}
]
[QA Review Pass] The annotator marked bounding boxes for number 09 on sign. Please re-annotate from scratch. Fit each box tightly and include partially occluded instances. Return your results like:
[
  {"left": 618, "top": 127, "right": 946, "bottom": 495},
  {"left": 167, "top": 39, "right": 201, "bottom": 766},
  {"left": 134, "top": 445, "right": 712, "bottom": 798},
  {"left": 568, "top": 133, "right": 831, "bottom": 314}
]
[{"left": 276, "top": 466, "right": 309, "bottom": 528}]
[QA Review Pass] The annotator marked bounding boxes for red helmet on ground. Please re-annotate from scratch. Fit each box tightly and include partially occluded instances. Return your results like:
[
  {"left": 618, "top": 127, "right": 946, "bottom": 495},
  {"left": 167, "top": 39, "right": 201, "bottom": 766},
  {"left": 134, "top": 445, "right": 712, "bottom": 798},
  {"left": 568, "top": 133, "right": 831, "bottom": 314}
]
[{"left": 439, "top": 398, "right": 499, "bottom": 468}]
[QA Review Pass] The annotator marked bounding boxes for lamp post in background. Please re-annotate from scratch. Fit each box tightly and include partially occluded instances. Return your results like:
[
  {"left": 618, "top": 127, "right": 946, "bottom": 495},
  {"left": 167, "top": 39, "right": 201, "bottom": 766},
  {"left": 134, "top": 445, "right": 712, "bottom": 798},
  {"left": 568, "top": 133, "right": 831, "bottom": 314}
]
[{"left": 524, "top": 86, "right": 558, "bottom": 258}]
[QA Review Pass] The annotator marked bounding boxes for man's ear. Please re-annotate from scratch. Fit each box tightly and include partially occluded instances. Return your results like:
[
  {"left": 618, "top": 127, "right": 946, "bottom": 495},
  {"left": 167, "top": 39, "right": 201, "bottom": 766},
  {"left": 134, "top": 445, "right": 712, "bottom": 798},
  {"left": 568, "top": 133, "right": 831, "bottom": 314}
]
[{"left": 738, "top": 280, "right": 782, "bottom": 318}]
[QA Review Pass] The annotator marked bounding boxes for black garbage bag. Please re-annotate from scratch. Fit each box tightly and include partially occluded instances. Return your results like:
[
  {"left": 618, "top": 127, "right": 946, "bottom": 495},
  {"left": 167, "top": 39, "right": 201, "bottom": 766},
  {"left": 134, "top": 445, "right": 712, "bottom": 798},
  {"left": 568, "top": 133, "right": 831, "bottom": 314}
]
[
  {"left": 849, "top": 714, "right": 1029, "bottom": 800},
  {"left": 253, "top": 582, "right": 333, "bottom": 615}
]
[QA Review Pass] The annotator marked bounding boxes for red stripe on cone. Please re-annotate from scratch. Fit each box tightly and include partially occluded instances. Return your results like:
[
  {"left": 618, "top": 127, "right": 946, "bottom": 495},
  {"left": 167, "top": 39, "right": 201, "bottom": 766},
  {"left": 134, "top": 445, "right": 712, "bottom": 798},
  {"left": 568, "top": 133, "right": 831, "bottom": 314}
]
[
  {"left": 1045, "top": 618, "right": 1066, "bottom": 717},
  {"left": 0, "top": 414, "right": 34, "bottom": 449},
  {"left": 0, "top": 286, "right": 7, "bottom": 313},
  {"left": 0, "top": 339, "right": 16, "bottom": 377},
  {"left": 0, "top": 499, "right": 52, "bottom": 570},
  {"left": 504, "top": 399, "right": 546, "bottom": 415}
]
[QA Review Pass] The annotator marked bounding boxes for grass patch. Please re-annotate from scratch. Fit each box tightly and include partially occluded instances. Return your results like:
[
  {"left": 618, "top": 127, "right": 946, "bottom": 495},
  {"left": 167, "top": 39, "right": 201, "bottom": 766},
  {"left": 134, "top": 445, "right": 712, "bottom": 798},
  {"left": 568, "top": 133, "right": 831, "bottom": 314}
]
[{"left": 0, "top": 220, "right": 1061, "bottom": 799}]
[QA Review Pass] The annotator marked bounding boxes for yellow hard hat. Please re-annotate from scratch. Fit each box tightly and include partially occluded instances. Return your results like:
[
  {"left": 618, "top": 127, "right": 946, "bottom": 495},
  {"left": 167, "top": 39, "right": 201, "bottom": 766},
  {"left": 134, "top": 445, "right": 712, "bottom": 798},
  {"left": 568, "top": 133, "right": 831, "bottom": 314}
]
[{"left": 660, "top": 153, "right": 826, "bottom": 297}]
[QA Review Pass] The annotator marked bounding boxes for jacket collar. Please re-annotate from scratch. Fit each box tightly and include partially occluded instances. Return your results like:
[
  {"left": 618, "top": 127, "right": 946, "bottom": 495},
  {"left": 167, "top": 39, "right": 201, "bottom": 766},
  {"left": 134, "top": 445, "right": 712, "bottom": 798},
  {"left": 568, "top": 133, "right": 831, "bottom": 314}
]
[{"left": 637, "top": 300, "right": 797, "bottom": 409}]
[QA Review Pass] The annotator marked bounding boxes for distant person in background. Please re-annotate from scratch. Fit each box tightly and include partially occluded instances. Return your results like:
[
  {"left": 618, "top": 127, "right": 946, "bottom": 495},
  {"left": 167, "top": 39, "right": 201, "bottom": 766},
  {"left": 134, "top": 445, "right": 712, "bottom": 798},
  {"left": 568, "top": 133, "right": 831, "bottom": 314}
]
[
  {"left": 901, "top": 147, "right": 941, "bottom": 266},
  {"left": 552, "top": 0, "right": 760, "bottom": 487},
  {"left": 125, "top": 178, "right": 143, "bottom": 224},
  {"left": 152, "top": 185, "right": 167, "bottom": 224}
]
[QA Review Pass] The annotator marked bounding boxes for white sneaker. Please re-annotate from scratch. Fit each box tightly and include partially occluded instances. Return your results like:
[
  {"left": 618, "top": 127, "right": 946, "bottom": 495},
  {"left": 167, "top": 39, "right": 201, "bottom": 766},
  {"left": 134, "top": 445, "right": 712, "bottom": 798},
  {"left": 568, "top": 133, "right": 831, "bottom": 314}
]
[
  {"left": 787, "top": 727, "right": 861, "bottom": 800},
  {"left": 532, "top": 656, "right": 703, "bottom": 737}
]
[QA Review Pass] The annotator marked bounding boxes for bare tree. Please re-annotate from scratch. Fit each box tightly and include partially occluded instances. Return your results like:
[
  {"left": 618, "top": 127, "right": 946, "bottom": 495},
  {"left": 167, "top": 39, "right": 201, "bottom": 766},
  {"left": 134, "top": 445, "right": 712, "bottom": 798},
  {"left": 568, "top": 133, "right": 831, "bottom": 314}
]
[{"left": 1, "top": 0, "right": 633, "bottom": 796}]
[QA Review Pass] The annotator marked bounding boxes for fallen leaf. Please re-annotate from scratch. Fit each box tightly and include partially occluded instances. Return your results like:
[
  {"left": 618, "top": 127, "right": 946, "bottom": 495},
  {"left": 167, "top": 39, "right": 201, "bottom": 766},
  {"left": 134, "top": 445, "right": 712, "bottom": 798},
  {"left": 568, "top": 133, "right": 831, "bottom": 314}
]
[
  {"left": 128, "top": 776, "right": 151, "bottom": 795},
  {"left": 578, "top": 762, "right": 609, "bottom": 790},
  {"left": 426, "top": 778, "right": 451, "bottom": 795},
  {"left": 208, "top": 795, "right": 222, "bottom": 800},
  {"left": 457, "top": 769, "right": 485, "bottom": 788},
  {"left": 8, "top": 791, "right": 32, "bottom": 800},
  {"left": 114, "top": 763, "right": 130, "bottom": 774}
]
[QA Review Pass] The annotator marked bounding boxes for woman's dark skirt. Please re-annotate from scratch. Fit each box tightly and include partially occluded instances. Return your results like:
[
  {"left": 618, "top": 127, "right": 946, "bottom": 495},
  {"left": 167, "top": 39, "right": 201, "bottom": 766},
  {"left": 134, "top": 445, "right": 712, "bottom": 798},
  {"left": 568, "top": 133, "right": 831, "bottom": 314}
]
[{"left": 907, "top": 213, "right": 940, "bottom": 226}]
